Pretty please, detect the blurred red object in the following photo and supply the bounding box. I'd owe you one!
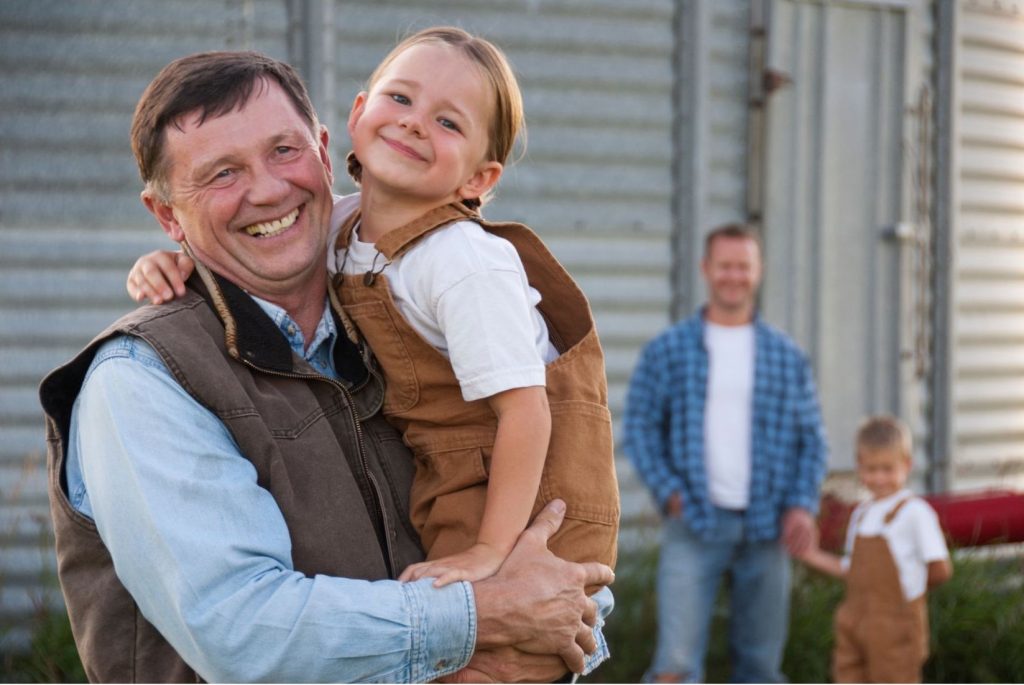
[816,490,1024,552]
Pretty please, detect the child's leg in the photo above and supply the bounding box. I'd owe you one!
[831,602,868,683]
[864,610,926,683]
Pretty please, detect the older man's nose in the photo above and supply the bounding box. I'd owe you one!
[248,165,291,205]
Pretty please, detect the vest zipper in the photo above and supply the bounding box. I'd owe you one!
[237,357,397,578]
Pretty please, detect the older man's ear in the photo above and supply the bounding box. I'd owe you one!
[141,190,186,243]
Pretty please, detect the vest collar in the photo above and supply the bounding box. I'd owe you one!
[183,243,369,386]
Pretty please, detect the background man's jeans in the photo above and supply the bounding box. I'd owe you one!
[650,508,790,683]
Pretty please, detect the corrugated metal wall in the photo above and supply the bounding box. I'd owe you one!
[949,0,1024,491]
[677,0,753,316]
[760,0,932,471]
[318,0,678,539]
[0,0,291,648]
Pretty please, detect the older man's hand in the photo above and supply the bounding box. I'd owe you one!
[472,499,614,674]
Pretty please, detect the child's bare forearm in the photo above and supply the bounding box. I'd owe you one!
[480,386,551,554]
[799,546,846,579]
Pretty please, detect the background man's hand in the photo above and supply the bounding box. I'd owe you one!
[781,507,814,557]
[472,499,614,674]
[665,491,683,519]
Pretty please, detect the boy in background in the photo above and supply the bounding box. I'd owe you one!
[799,415,952,683]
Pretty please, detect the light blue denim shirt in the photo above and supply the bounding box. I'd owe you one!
[65,294,610,682]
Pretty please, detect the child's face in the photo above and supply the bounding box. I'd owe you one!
[347,42,502,207]
[857,446,911,499]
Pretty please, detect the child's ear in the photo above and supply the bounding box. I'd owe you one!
[141,190,185,242]
[347,92,368,138]
[457,161,503,203]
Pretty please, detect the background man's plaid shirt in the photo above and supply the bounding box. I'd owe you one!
[624,311,829,542]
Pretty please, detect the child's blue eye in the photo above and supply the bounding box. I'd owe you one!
[391,94,411,105]
[439,118,460,131]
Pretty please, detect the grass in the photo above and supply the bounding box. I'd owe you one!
[585,546,1024,683]
[1,608,85,684]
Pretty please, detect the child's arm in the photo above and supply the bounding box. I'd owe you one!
[796,526,846,579]
[127,250,194,304]
[927,558,953,589]
[399,385,550,587]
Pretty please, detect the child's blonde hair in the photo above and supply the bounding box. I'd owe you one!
[856,415,912,461]
[347,26,526,209]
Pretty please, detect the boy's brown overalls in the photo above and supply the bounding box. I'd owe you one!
[332,203,620,569]
[833,497,929,683]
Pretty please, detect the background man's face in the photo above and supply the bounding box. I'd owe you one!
[701,236,763,315]
[144,80,334,301]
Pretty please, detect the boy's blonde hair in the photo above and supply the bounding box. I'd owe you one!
[347,26,526,209]
[856,415,912,461]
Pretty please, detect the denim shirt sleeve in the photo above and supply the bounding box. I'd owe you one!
[67,335,474,683]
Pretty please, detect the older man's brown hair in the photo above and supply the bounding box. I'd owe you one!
[130,51,318,200]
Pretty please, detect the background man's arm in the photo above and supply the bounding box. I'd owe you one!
[782,353,829,556]
[624,338,683,511]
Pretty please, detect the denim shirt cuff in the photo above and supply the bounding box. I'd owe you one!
[580,586,614,676]
[404,579,475,682]
[580,621,611,676]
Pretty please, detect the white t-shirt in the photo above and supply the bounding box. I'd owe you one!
[703,321,755,510]
[841,488,950,601]
[327,194,558,402]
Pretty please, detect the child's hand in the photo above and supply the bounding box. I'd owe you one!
[127,250,194,304]
[398,543,507,587]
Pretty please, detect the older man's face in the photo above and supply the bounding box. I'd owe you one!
[144,79,334,303]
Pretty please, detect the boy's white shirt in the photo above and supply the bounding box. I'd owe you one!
[841,487,950,602]
[327,193,558,402]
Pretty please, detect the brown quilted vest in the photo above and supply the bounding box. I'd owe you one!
[40,268,424,682]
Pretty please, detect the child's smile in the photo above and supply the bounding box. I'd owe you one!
[857,446,911,499]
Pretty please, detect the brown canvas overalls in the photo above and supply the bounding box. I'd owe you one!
[832,497,929,683]
[332,202,620,569]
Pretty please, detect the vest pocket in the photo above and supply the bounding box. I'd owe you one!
[340,300,420,414]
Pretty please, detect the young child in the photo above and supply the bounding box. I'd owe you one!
[799,415,952,683]
[126,27,619,588]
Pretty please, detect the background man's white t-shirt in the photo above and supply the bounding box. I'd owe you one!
[703,321,755,510]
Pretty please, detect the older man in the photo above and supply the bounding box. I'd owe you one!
[625,223,828,683]
[40,51,612,683]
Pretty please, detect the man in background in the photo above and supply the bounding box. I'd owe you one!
[625,223,828,683]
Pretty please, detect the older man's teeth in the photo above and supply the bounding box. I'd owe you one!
[245,207,300,237]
